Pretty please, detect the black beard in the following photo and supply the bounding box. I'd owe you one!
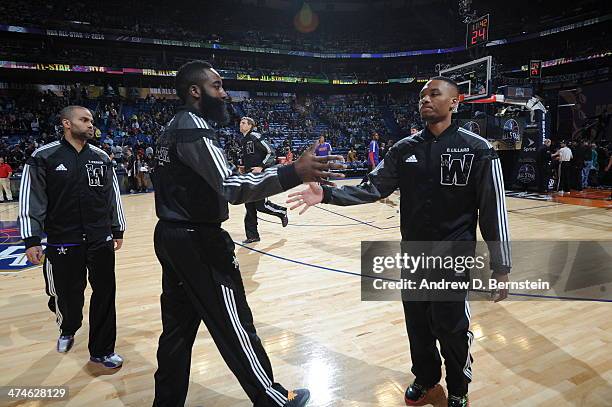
[200,92,229,125]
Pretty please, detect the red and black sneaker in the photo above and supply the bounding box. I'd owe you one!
[404,381,447,406]
[447,394,469,407]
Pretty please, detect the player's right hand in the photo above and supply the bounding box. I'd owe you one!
[293,143,345,182]
[25,246,44,265]
[287,182,324,214]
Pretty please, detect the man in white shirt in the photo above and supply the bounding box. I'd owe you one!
[552,141,573,193]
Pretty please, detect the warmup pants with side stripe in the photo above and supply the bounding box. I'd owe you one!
[42,238,117,357]
[152,221,289,407]
[244,199,287,240]
[402,300,473,397]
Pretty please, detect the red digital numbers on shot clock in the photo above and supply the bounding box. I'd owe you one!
[466,14,490,48]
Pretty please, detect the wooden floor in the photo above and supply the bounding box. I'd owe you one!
[1,179,611,407]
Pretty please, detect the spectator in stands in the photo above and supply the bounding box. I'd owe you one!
[124,148,136,193]
[368,132,380,170]
[347,147,357,163]
[285,147,294,163]
[31,117,40,133]
[112,144,123,161]
[0,157,13,201]
[581,140,593,188]
[380,141,388,160]
[134,152,148,193]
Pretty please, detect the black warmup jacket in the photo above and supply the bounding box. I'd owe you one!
[19,139,126,249]
[241,131,276,171]
[322,123,512,273]
[152,107,301,224]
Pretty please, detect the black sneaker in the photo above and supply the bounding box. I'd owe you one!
[448,394,469,407]
[405,381,446,406]
[284,389,310,406]
[280,213,289,227]
[242,237,261,244]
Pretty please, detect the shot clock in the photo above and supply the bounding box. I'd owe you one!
[466,14,490,48]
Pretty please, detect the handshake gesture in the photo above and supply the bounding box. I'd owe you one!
[292,143,345,184]
[288,142,344,214]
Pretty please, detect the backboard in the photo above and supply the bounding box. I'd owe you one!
[439,56,492,101]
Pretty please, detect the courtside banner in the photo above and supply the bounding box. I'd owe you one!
[361,241,612,302]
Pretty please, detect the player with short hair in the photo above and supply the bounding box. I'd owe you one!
[151,60,344,407]
[288,76,512,407]
[19,105,126,367]
[239,116,289,244]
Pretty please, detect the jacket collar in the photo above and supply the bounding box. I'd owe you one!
[178,105,207,120]
[60,137,90,154]
[422,122,458,141]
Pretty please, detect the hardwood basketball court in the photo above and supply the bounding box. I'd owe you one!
[1,180,611,406]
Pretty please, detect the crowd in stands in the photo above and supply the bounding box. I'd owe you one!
[0,91,418,176]
[0,0,604,54]
[1,90,610,191]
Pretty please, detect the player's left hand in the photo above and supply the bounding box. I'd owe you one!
[251,167,263,174]
[490,271,509,302]
[114,239,123,251]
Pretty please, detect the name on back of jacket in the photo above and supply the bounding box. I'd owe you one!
[88,160,104,164]
[446,148,470,153]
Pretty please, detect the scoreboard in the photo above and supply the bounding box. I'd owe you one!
[466,14,490,48]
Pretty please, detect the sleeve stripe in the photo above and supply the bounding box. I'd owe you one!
[458,128,493,148]
[201,137,279,184]
[188,114,232,178]
[112,168,126,231]
[31,141,60,157]
[261,139,273,164]
[493,159,510,265]
[188,115,281,189]
[491,158,511,266]
[202,137,232,178]
[206,138,233,177]
[189,112,210,129]
[19,164,32,238]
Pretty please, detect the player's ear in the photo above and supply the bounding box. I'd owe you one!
[189,84,201,99]
[450,96,459,113]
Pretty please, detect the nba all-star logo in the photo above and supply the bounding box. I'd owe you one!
[86,164,107,187]
[502,119,521,146]
[517,163,536,184]
[462,121,481,136]
[0,221,46,273]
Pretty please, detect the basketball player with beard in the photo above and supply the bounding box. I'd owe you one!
[151,61,344,407]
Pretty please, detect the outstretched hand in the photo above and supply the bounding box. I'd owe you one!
[286,182,324,214]
[293,143,346,183]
